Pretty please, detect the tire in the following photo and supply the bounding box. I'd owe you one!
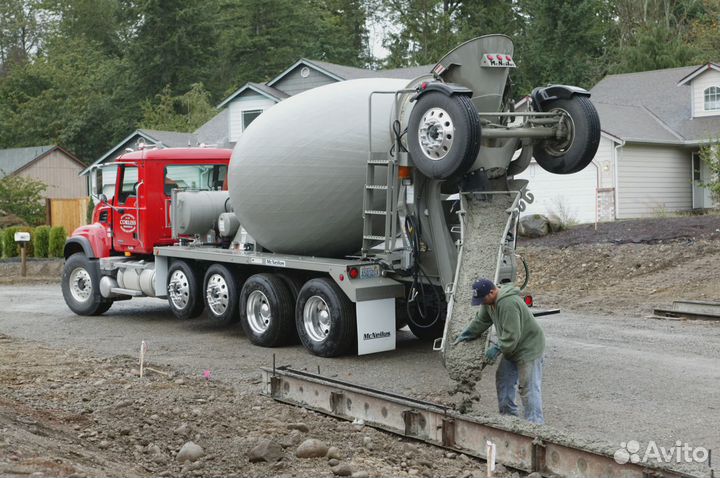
[240,273,295,347]
[296,278,356,357]
[276,273,305,344]
[401,289,447,341]
[203,264,240,326]
[167,260,204,320]
[407,91,481,179]
[534,96,601,175]
[62,253,112,316]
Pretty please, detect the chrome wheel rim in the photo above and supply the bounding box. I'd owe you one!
[418,107,454,161]
[246,290,271,334]
[303,296,331,343]
[205,273,229,316]
[69,267,92,303]
[168,270,190,310]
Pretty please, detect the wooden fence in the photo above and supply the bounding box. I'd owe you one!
[46,197,90,233]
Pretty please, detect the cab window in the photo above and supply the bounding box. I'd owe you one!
[118,166,138,205]
[164,164,228,196]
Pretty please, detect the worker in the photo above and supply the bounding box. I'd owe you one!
[453,278,545,424]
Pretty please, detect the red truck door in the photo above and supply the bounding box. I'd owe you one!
[112,165,141,252]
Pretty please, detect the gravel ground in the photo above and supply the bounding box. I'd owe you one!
[0,283,718,477]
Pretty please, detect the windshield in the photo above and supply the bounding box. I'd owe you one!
[164,164,227,195]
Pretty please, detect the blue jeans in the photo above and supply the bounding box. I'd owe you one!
[495,355,544,424]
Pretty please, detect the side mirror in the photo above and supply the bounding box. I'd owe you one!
[99,193,108,204]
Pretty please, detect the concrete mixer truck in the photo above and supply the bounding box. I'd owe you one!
[62,35,600,359]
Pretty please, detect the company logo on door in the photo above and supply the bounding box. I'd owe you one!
[119,214,136,233]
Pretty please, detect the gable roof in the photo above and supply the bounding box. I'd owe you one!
[0,145,84,178]
[590,65,720,145]
[194,108,231,148]
[217,82,289,109]
[80,129,197,175]
[676,63,720,86]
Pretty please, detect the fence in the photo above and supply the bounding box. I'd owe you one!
[46,197,90,233]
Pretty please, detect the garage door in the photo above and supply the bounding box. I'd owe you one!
[515,161,597,224]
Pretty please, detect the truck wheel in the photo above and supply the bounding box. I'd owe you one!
[534,96,600,174]
[62,253,112,316]
[401,291,447,341]
[167,260,204,320]
[407,91,481,179]
[203,264,240,326]
[296,278,356,357]
[240,273,295,347]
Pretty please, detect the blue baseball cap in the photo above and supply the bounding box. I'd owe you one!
[471,279,495,306]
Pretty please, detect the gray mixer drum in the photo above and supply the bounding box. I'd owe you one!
[229,78,411,257]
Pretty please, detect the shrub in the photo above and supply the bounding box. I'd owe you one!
[2,227,19,257]
[0,175,47,225]
[34,225,51,258]
[16,226,34,257]
[48,226,67,258]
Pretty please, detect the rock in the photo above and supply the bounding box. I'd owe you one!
[326,446,342,460]
[331,463,353,476]
[351,472,369,478]
[176,442,204,463]
[174,423,190,436]
[296,438,329,458]
[519,214,549,238]
[98,440,110,450]
[494,463,507,473]
[248,439,284,463]
[527,473,542,478]
[546,213,563,233]
[408,468,419,476]
[445,452,457,459]
[174,379,185,385]
[286,422,309,433]
[362,436,373,450]
[328,458,340,467]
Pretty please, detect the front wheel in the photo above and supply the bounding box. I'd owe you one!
[534,96,600,174]
[62,253,112,315]
[296,278,356,357]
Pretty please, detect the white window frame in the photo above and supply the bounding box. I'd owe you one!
[242,109,263,131]
[703,86,720,111]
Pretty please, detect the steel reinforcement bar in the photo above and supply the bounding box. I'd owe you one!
[261,366,701,478]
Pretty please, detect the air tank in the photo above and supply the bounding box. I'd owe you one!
[229,78,413,257]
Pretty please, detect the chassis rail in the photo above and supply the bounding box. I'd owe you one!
[261,366,701,478]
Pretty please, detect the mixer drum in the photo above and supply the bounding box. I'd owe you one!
[229,78,411,257]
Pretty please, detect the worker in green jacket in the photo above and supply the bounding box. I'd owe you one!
[454,278,545,424]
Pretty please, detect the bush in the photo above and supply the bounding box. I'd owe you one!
[34,225,51,258]
[48,226,67,258]
[0,175,47,226]
[2,227,19,257]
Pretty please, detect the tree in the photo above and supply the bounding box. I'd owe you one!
[0,174,47,226]
[140,83,216,132]
[698,143,720,205]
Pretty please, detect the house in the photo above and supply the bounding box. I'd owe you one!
[0,145,87,199]
[85,59,431,197]
[518,64,720,224]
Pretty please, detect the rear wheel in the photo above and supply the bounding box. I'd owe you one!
[399,288,447,341]
[203,264,240,326]
[240,274,295,347]
[296,278,356,357]
[534,96,600,174]
[407,91,481,179]
[62,253,112,316]
[167,260,204,319]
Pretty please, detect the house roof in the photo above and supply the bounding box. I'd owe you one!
[80,129,198,175]
[302,59,433,81]
[676,63,720,86]
[590,65,720,145]
[217,82,289,109]
[194,108,231,148]
[0,145,84,178]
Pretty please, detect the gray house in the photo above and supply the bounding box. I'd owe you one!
[1,145,87,199]
[85,59,431,197]
[519,64,720,224]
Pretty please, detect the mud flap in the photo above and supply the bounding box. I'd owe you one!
[356,298,396,355]
[440,190,522,384]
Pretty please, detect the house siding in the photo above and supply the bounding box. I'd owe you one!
[617,145,692,218]
[691,69,720,118]
[272,65,336,96]
[228,93,276,142]
[16,150,87,199]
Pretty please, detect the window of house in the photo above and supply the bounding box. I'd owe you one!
[242,110,262,130]
[704,86,720,111]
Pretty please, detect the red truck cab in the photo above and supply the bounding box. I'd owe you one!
[66,148,232,260]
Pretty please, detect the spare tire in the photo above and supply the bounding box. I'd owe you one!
[534,96,600,175]
[407,91,481,179]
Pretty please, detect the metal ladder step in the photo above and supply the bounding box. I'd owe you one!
[364,210,387,215]
[365,185,388,190]
[363,235,385,241]
[368,159,390,165]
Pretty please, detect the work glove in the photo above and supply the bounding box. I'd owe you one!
[452,328,476,345]
[484,344,502,362]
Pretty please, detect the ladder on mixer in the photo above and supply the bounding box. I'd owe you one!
[361,152,398,257]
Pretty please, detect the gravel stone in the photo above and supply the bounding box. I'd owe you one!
[248,439,283,463]
[331,463,353,476]
[176,441,204,463]
[296,438,329,458]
